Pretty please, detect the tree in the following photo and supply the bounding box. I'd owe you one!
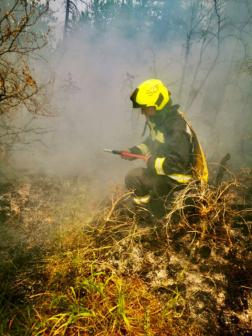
[0,0,55,169]
[0,0,53,116]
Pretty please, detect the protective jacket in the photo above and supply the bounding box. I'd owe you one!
[129,104,208,185]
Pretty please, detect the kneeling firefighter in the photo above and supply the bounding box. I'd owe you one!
[121,79,208,221]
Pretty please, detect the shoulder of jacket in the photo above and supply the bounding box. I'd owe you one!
[165,110,186,128]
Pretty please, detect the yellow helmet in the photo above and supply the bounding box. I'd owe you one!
[130,79,169,111]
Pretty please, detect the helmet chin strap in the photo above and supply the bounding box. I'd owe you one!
[141,121,148,137]
[141,100,173,137]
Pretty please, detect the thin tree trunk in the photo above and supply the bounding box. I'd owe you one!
[63,0,70,43]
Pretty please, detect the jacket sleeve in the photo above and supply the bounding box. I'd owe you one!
[147,127,191,176]
[128,134,152,156]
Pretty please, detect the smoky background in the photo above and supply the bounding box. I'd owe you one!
[6,0,252,191]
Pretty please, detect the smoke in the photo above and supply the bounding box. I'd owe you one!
[9,33,154,188]
[8,1,252,189]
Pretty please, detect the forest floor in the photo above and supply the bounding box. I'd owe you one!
[0,169,252,335]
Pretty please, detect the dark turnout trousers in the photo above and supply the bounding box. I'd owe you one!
[125,167,186,208]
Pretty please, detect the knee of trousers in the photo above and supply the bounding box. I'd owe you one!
[125,168,145,191]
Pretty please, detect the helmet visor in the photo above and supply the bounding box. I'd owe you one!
[130,88,147,109]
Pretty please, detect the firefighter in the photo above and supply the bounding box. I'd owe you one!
[121,79,208,221]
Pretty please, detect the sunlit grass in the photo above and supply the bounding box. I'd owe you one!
[0,239,200,335]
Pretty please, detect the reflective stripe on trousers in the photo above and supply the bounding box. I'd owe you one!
[133,194,151,204]
[168,174,193,183]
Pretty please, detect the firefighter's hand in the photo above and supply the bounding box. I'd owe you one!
[143,155,151,166]
[120,149,134,161]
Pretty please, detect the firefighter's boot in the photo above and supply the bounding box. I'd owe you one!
[135,202,155,224]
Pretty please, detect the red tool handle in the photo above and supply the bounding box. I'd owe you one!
[121,151,146,159]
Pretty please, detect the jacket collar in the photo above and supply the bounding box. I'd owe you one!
[149,104,180,126]
[141,104,180,137]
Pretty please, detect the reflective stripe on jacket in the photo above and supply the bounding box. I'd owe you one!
[129,104,208,185]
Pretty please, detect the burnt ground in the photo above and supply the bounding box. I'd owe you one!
[0,172,252,335]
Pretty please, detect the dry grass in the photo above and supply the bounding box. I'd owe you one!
[0,181,204,336]
[163,176,250,260]
[1,175,251,335]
